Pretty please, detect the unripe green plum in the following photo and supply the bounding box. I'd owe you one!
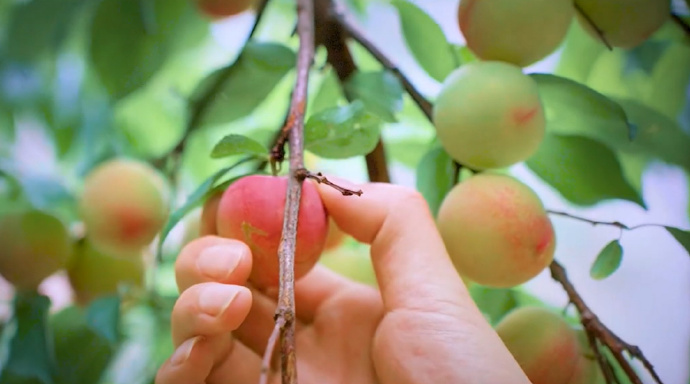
[575,0,670,49]
[496,307,603,384]
[0,210,72,291]
[67,240,145,305]
[433,62,546,170]
[195,0,254,19]
[216,175,329,288]
[458,0,574,67]
[79,159,169,257]
[437,173,555,287]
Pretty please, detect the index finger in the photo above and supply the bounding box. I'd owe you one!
[316,181,472,314]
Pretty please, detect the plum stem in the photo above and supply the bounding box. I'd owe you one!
[549,261,664,384]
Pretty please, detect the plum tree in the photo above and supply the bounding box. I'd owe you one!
[436,173,555,287]
[216,175,329,288]
[432,61,546,170]
[200,190,223,236]
[67,240,145,305]
[79,159,169,257]
[0,210,72,290]
[496,307,603,384]
[458,0,574,67]
[575,0,670,49]
[195,0,254,19]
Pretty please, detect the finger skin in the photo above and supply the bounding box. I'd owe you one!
[171,282,253,345]
[155,336,213,384]
[175,236,253,293]
[317,181,470,313]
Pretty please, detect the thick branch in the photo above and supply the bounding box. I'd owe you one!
[263,0,315,383]
[332,9,433,120]
[317,0,390,182]
[549,261,663,384]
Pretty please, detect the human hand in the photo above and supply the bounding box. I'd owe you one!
[155,182,530,384]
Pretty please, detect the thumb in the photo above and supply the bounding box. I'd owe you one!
[316,180,472,313]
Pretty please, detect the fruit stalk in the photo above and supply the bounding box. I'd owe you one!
[262,0,315,382]
[549,260,663,384]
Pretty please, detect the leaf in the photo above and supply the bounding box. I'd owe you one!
[85,296,121,345]
[416,146,456,216]
[156,159,260,258]
[89,0,194,99]
[3,0,84,62]
[590,240,624,280]
[304,101,382,159]
[0,293,55,384]
[391,0,457,82]
[666,227,690,257]
[210,134,269,159]
[531,74,636,141]
[193,42,296,128]
[469,286,545,325]
[644,42,690,119]
[51,306,114,384]
[309,69,345,116]
[343,70,403,122]
[526,134,645,207]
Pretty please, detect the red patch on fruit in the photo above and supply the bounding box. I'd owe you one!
[512,106,538,126]
[117,208,152,242]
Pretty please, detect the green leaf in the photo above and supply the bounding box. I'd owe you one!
[526,134,644,207]
[416,146,455,216]
[304,101,382,159]
[17,173,76,217]
[531,74,635,141]
[343,70,403,122]
[644,42,690,119]
[210,134,269,159]
[309,69,345,116]
[51,306,114,384]
[3,0,84,62]
[469,286,545,325]
[666,227,690,257]
[391,0,457,82]
[0,293,55,384]
[89,0,195,99]
[85,296,121,345]
[590,240,624,280]
[193,42,296,128]
[157,158,260,258]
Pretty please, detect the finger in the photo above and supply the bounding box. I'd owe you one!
[171,282,252,345]
[317,181,472,314]
[175,236,252,292]
[232,285,283,356]
[263,264,354,323]
[156,336,263,384]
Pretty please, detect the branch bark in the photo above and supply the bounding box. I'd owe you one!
[261,0,315,383]
[549,260,664,384]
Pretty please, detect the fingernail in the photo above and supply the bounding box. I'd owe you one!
[199,285,240,317]
[171,337,200,366]
[197,244,242,281]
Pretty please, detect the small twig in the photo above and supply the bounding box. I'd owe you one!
[672,14,690,36]
[259,317,284,384]
[452,161,462,183]
[585,328,617,384]
[574,3,613,50]
[269,0,315,383]
[549,261,664,384]
[332,9,433,120]
[547,210,669,232]
[298,169,363,196]
[364,139,391,183]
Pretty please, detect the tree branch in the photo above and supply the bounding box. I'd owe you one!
[549,260,664,384]
[261,0,315,383]
[547,210,668,232]
[332,8,433,120]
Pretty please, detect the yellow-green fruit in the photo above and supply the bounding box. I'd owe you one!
[575,0,670,49]
[67,240,145,305]
[496,307,602,384]
[437,173,555,288]
[433,62,546,170]
[79,159,169,257]
[0,210,72,290]
[458,0,574,67]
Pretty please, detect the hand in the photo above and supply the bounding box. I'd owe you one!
[155,182,530,384]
